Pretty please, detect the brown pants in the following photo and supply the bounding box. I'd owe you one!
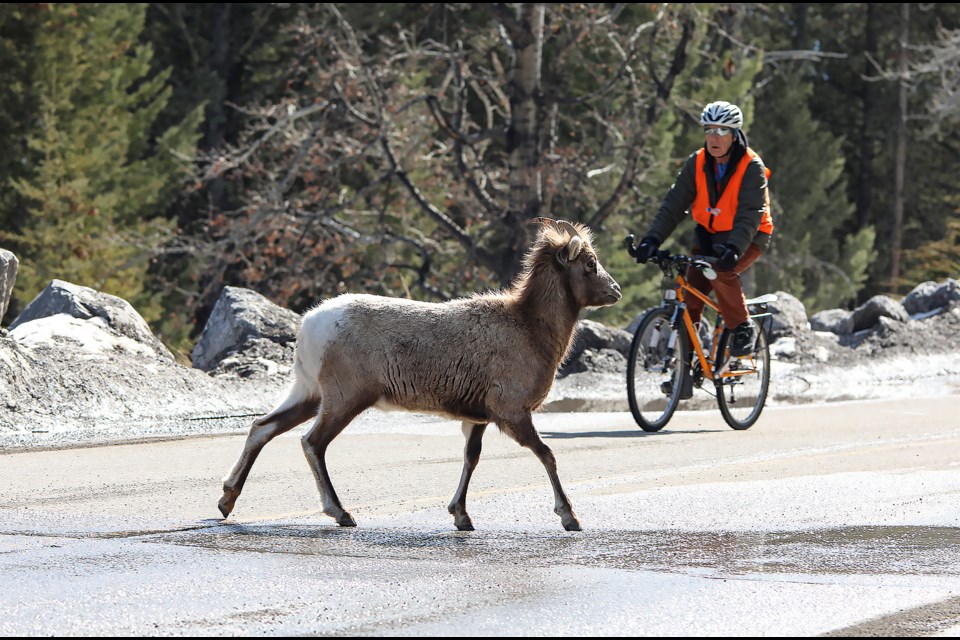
[685,243,763,329]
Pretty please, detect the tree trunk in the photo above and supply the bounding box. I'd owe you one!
[856,3,877,231]
[790,4,807,48]
[208,2,232,213]
[890,2,909,292]
[503,3,544,285]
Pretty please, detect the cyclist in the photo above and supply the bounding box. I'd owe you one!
[633,100,774,398]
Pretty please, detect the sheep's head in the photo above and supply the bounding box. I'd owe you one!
[529,218,622,309]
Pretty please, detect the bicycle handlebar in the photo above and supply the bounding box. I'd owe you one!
[624,233,719,279]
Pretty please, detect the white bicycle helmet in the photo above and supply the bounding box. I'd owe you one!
[700,101,743,129]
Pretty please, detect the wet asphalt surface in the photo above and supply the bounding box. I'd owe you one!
[2,396,960,636]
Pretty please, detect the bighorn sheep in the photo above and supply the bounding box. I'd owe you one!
[218,218,621,531]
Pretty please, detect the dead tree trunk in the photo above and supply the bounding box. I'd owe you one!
[890,2,909,292]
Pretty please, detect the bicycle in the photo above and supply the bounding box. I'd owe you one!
[623,234,776,431]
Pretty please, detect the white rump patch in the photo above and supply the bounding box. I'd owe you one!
[298,297,351,378]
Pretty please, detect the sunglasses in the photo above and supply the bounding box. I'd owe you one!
[704,127,733,137]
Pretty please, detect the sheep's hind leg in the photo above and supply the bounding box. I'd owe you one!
[219,401,319,518]
[500,413,581,532]
[448,422,487,531]
[301,401,368,527]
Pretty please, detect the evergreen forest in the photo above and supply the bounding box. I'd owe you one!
[0,3,957,360]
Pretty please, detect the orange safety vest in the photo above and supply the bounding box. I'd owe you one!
[691,147,774,234]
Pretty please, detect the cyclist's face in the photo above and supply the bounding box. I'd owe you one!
[705,127,735,160]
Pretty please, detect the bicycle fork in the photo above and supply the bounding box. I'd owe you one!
[651,304,684,373]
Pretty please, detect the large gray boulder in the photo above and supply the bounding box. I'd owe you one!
[0,248,17,325]
[9,279,172,361]
[569,318,632,359]
[192,286,301,378]
[851,295,908,332]
[559,318,632,376]
[767,291,809,340]
[810,308,854,335]
[902,279,960,316]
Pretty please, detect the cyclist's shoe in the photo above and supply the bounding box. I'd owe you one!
[730,321,758,357]
[660,369,694,400]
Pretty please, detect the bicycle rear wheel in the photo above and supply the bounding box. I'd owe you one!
[626,307,688,431]
[714,318,770,430]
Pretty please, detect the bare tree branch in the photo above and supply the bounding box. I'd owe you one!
[447,58,507,219]
[383,230,452,301]
[378,135,484,258]
[196,101,331,181]
[555,19,657,106]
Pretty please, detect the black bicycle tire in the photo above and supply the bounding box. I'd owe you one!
[626,307,687,432]
[714,318,770,430]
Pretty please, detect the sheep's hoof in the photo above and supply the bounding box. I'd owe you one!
[449,504,474,531]
[218,491,238,518]
[454,516,475,532]
[336,511,357,527]
[558,509,581,532]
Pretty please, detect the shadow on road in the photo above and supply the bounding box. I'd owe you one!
[541,428,723,439]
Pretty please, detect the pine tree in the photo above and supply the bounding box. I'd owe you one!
[3,4,202,322]
[0,6,42,242]
[751,67,873,312]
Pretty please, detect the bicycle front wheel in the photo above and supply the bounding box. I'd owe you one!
[626,307,688,432]
[714,318,770,430]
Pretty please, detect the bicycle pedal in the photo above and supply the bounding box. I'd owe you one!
[660,377,694,399]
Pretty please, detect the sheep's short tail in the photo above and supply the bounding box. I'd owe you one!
[254,354,321,427]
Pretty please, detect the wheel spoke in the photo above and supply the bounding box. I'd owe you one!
[715,318,770,430]
[627,308,686,431]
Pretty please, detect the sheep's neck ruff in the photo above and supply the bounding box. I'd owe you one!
[511,258,580,367]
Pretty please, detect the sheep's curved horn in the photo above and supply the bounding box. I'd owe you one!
[556,220,581,239]
[531,217,560,231]
[535,217,582,261]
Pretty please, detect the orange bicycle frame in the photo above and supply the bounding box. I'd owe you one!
[671,273,761,383]
[671,273,722,380]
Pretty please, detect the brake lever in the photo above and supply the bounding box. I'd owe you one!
[624,234,637,258]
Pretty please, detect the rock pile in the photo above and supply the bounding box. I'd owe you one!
[1,244,958,448]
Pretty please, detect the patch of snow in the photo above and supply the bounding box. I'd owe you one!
[9,314,154,358]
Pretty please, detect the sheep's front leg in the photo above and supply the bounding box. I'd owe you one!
[219,402,318,518]
[500,413,581,532]
[448,422,487,531]
[301,404,365,527]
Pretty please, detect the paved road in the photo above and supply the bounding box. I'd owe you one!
[2,396,960,636]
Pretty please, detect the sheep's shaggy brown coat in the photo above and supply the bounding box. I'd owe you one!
[218,219,621,531]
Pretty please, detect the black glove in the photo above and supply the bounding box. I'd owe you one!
[714,243,740,271]
[635,237,660,264]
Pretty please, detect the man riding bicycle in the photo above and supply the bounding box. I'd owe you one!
[633,100,774,397]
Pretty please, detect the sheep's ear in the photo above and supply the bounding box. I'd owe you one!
[557,236,583,266]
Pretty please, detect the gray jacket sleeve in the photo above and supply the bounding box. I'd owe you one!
[644,153,698,244]
[726,156,768,255]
